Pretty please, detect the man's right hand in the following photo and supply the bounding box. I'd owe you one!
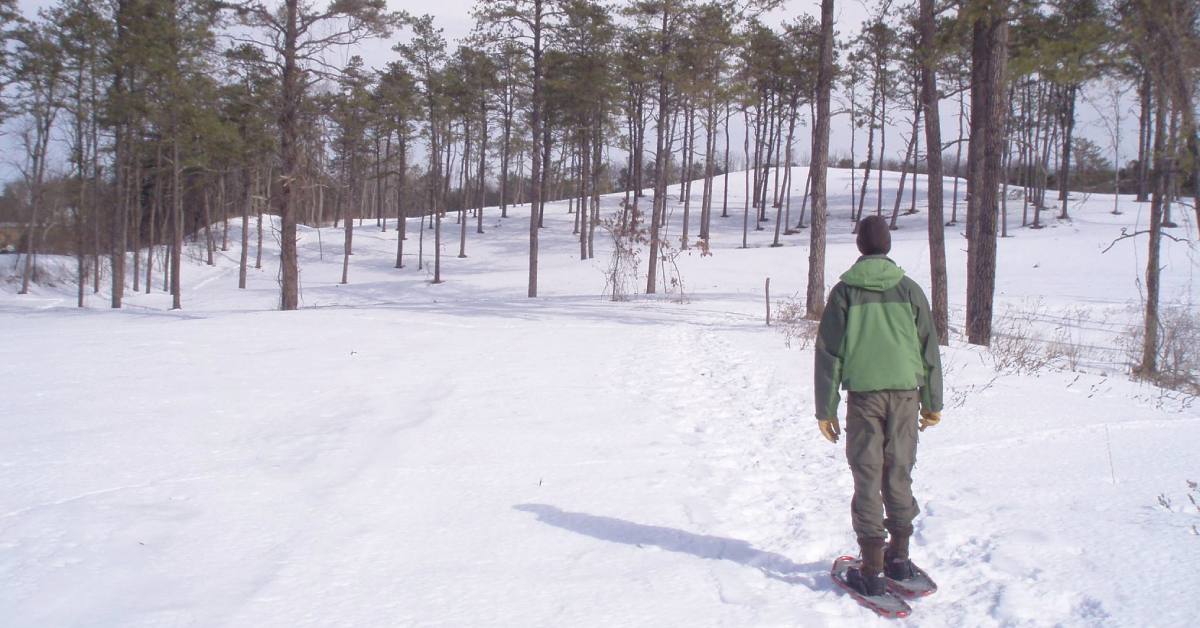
[919,409,941,431]
[818,418,841,444]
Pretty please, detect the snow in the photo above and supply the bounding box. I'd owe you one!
[2,168,1198,627]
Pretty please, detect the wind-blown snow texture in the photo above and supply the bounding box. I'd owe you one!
[2,169,1198,627]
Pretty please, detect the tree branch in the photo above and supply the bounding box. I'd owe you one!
[1101,227,1190,254]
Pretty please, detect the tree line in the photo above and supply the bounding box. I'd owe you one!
[1,0,1196,379]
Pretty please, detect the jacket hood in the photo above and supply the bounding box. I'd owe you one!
[840,255,905,291]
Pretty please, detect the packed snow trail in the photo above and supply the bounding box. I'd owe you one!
[2,168,1198,626]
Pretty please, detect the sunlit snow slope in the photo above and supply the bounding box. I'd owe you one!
[2,168,1198,627]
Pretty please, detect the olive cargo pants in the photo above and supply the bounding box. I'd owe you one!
[845,389,920,540]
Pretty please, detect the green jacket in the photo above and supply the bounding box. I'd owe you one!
[814,255,943,420]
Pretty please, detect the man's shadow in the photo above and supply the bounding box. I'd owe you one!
[514,504,827,591]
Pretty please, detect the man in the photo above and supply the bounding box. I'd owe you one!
[814,215,943,597]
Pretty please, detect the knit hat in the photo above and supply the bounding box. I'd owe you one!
[856,215,891,256]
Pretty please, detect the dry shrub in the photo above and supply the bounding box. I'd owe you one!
[600,211,645,302]
[1155,480,1200,537]
[1046,305,1092,371]
[1123,303,1200,395]
[3,253,76,288]
[989,299,1099,375]
[989,300,1055,374]
[656,241,688,303]
[773,295,818,349]
[600,207,689,303]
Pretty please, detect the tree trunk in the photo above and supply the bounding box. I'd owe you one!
[700,105,716,240]
[773,97,798,247]
[110,7,129,308]
[1141,86,1168,376]
[1136,68,1151,202]
[795,167,812,229]
[721,103,730,219]
[418,181,426,270]
[646,6,671,295]
[500,114,511,218]
[680,103,694,250]
[20,119,53,295]
[130,149,140,293]
[876,77,887,217]
[759,94,777,225]
[856,76,878,228]
[477,104,488,235]
[1058,84,1077,219]
[919,0,949,344]
[239,167,252,288]
[341,163,354,284]
[112,133,129,307]
[539,118,551,228]
[396,132,408,268]
[146,144,162,293]
[170,138,182,310]
[965,4,1009,346]
[256,166,266,270]
[751,96,764,217]
[75,198,85,308]
[889,106,920,230]
[376,136,386,231]
[580,136,590,260]
[806,0,833,321]
[589,114,601,258]
[278,0,301,309]
[204,188,214,266]
[950,83,965,225]
[459,119,471,258]
[742,107,751,248]
[221,174,229,250]
[433,115,444,283]
[771,95,784,209]
[848,83,858,222]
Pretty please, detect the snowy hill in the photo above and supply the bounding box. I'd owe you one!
[2,169,1198,627]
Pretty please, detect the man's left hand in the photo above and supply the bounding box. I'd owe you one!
[919,410,941,431]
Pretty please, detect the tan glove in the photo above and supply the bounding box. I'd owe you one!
[818,418,841,443]
[919,409,941,432]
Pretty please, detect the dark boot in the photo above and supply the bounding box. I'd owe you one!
[885,522,914,581]
[847,537,887,596]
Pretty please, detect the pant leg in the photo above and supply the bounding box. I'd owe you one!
[845,391,887,540]
[881,390,920,533]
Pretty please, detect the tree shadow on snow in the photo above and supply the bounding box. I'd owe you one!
[514,503,826,591]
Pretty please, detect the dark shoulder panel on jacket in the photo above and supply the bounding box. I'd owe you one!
[898,276,926,299]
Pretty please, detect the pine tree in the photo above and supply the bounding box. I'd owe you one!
[396,14,448,283]
[375,62,418,268]
[475,0,564,298]
[227,0,398,310]
[12,16,66,296]
[221,44,276,289]
[328,56,374,285]
[48,0,107,307]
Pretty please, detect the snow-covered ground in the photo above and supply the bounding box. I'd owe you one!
[2,169,1198,627]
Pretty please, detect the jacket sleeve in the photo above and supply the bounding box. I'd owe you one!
[909,280,943,412]
[814,284,848,420]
